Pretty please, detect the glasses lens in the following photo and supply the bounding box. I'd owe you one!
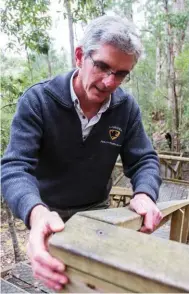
[90,55,130,82]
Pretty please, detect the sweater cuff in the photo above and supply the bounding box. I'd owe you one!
[133,184,157,203]
[17,193,48,229]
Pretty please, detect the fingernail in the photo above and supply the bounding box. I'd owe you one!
[58,265,64,271]
[60,278,66,284]
[55,285,61,290]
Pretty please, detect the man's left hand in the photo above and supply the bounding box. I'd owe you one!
[129,193,163,233]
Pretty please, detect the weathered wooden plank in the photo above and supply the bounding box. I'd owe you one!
[79,206,142,230]
[158,200,189,217]
[1,278,28,293]
[110,186,133,196]
[11,262,50,293]
[158,155,189,162]
[163,178,189,185]
[158,151,181,156]
[78,200,189,232]
[115,156,189,168]
[113,172,124,186]
[160,158,177,174]
[0,265,13,278]
[61,267,129,293]
[170,209,185,242]
[115,162,122,167]
[7,277,43,293]
[49,214,189,293]
[182,205,189,243]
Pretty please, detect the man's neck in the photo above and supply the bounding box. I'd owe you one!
[80,101,101,120]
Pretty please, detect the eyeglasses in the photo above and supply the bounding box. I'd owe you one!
[89,54,130,83]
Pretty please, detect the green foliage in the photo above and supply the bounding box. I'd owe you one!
[1,0,51,54]
[1,0,189,154]
[71,0,112,23]
[167,12,189,30]
[175,47,189,72]
[1,48,69,156]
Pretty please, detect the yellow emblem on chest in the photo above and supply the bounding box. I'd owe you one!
[109,129,120,140]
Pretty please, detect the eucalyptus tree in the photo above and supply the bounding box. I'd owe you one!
[130,0,189,150]
[1,0,52,80]
[61,0,112,68]
[162,0,189,150]
[63,0,75,68]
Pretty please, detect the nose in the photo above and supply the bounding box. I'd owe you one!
[102,74,118,88]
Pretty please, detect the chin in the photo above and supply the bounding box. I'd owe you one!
[91,94,108,103]
[89,90,109,102]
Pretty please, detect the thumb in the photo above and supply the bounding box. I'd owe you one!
[48,211,65,232]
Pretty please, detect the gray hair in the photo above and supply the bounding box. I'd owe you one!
[78,15,142,62]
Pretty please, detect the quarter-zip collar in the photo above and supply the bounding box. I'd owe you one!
[44,70,128,109]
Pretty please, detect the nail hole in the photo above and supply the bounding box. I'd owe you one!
[86,283,96,290]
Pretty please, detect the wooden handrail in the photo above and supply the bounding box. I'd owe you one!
[110,186,133,196]
[163,178,189,185]
[115,155,189,169]
[49,206,189,293]
[78,200,189,243]
[159,154,189,162]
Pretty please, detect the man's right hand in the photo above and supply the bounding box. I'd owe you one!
[27,205,68,291]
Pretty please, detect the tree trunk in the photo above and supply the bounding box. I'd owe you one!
[156,36,162,88]
[46,52,52,78]
[26,47,34,83]
[164,0,172,109]
[64,0,75,68]
[5,203,22,263]
[164,0,181,151]
[97,0,106,15]
[123,0,133,20]
[172,0,187,151]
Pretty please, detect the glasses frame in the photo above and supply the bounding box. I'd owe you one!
[89,54,130,83]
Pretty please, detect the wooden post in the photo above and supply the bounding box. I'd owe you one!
[170,209,184,242]
[181,205,189,243]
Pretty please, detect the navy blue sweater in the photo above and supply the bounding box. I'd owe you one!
[1,70,161,226]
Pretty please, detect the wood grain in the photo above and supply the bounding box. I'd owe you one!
[170,209,184,242]
[49,214,189,293]
[78,200,189,232]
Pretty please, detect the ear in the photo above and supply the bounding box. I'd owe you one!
[75,47,83,68]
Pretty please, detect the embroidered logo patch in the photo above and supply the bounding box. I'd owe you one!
[109,129,120,140]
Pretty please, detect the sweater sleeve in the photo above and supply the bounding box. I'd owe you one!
[1,88,48,227]
[120,100,162,202]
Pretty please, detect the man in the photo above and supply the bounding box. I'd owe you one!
[1,15,162,291]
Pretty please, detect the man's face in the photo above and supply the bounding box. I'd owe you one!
[75,44,136,104]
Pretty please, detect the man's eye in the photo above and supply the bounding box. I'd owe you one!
[116,71,129,78]
[94,62,109,72]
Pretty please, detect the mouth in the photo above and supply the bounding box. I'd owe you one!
[94,85,109,94]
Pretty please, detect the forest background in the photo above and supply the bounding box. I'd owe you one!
[1,0,189,155]
[0,0,189,270]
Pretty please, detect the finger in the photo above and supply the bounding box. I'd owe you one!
[129,199,147,215]
[140,211,154,233]
[48,212,65,232]
[140,225,152,233]
[34,273,64,291]
[33,261,68,284]
[34,250,65,272]
[154,211,163,226]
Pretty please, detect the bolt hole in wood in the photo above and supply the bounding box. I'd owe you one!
[96,229,104,236]
[86,283,96,290]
